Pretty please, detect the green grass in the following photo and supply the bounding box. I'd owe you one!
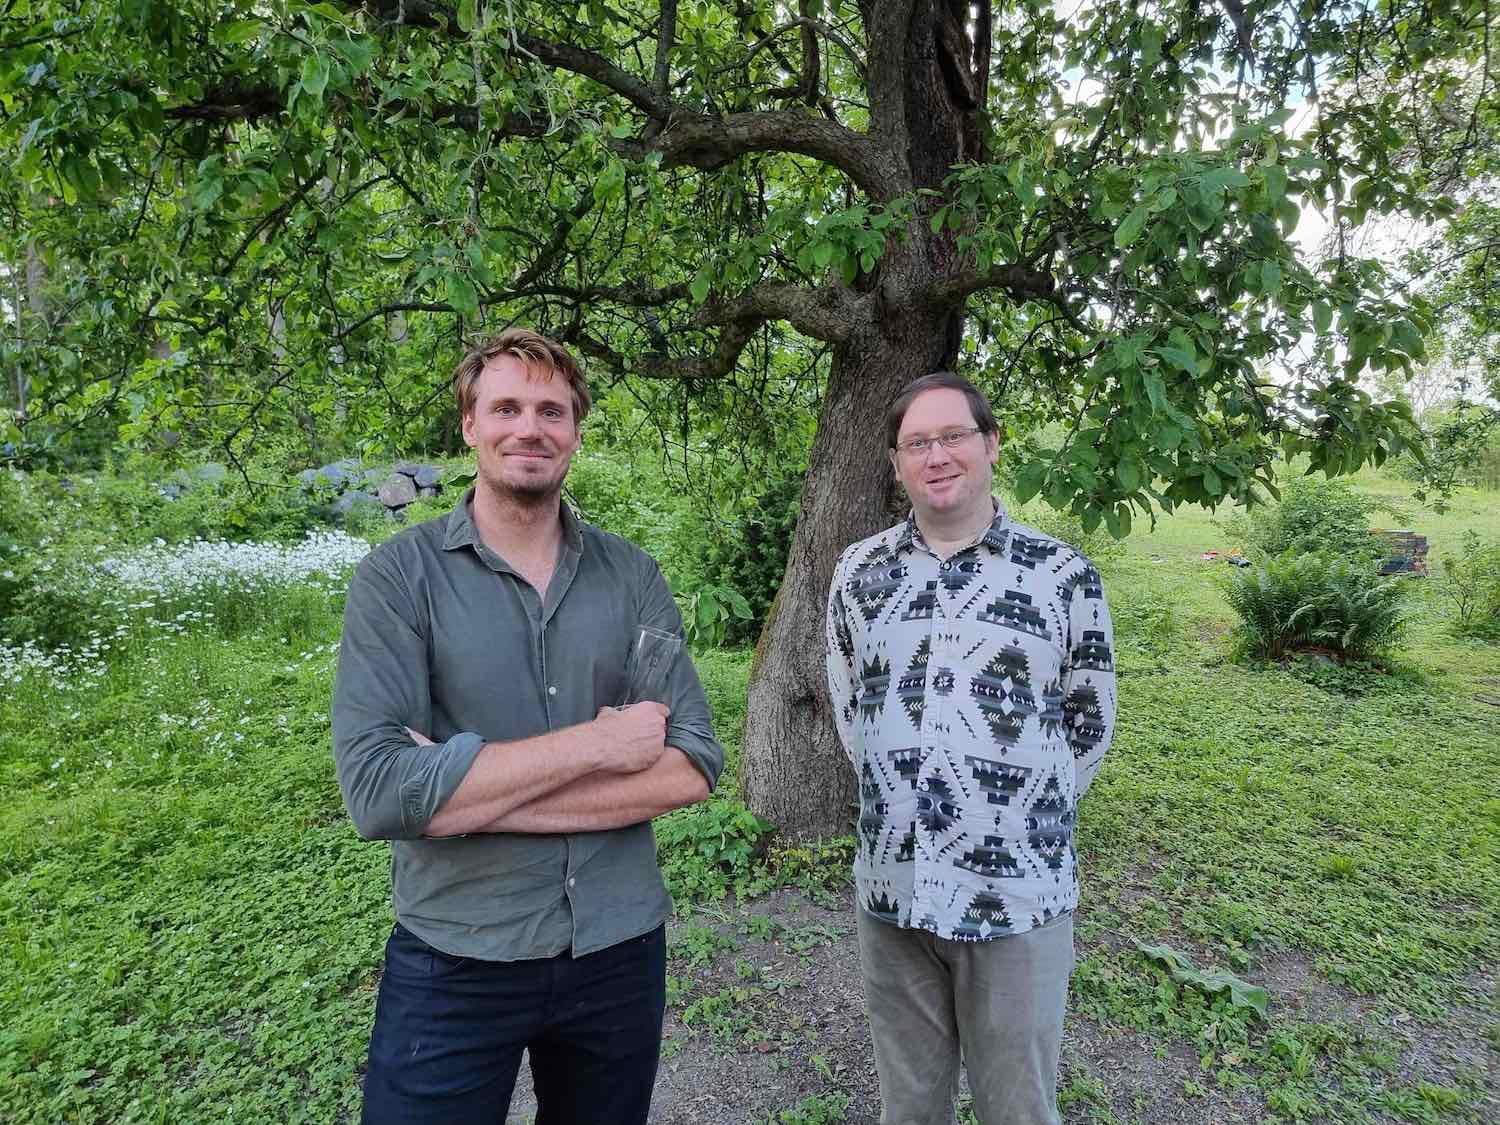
[2,470,1497,1122]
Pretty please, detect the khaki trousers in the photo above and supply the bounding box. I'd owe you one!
[856,910,1073,1125]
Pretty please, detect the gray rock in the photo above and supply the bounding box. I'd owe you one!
[193,462,227,483]
[361,467,387,488]
[330,489,381,518]
[296,468,319,490]
[394,461,422,478]
[417,485,440,499]
[378,473,418,508]
[413,465,442,488]
[317,458,362,490]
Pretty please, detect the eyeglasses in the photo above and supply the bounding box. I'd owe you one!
[893,427,983,457]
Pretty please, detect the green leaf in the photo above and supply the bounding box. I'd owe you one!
[1158,344,1197,375]
[1262,164,1287,203]
[1136,942,1269,1018]
[1116,459,1141,491]
[1143,370,1168,412]
[1114,204,1150,250]
[457,0,478,32]
[592,161,625,205]
[445,271,479,316]
[688,271,710,304]
[300,53,330,100]
[1261,260,1282,297]
[214,19,263,45]
[1013,462,1047,505]
[1312,301,1332,334]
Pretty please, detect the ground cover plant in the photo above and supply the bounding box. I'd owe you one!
[0,463,1496,1123]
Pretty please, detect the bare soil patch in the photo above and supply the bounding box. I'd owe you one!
[496,887,1497,1124]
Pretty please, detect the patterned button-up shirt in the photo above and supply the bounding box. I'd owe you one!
[825,501,1116,941]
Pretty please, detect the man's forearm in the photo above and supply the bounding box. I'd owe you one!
[422,723,602,836]
[422,702,672,837]
[481,749,710,834]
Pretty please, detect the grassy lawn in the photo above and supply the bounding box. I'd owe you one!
[1,472,1496,1122]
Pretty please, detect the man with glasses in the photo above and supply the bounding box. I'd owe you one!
[825,371,1116,1125]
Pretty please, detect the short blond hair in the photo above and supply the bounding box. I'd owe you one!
[452,327,592,424]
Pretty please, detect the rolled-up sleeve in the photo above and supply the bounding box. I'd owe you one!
[635,557,724,791]
[332,552,487,839]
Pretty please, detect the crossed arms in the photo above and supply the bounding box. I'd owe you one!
[331,548,719,842]
[411,704,709,837]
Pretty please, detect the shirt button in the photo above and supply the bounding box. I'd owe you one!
[548,685,557,696]
[568,877,576,887]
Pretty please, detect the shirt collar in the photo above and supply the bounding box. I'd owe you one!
[441,487,585,556]
[894,496,1010,555]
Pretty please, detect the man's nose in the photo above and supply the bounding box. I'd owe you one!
[924,441,953,467]
[514,409,544,437]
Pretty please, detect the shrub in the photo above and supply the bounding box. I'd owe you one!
[697,463,804,646]
[1229,477,1400,563]
[1225,552,1413,661]
[1438,532,1500,638]
[656,796,772,902]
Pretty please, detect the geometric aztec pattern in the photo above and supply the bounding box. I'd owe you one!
[826,502,1116,942]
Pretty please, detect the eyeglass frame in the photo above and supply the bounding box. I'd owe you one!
[891,425,985,458]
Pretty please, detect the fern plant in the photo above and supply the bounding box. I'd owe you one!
[1225,552,1411,661]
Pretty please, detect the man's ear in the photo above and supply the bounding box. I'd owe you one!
[461,412,477,448]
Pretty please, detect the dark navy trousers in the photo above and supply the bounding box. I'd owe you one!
[360,922,667,1125]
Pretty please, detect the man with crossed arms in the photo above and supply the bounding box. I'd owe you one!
[334,327,722,1124]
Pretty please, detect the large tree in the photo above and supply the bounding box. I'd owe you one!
[1,0,1484,835]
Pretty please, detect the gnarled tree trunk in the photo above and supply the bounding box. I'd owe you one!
[741,0,981,840]
[741,315,960,839]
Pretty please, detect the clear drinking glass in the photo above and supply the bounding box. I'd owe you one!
[622,624,682,705]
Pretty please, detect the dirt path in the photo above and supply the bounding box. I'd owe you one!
[502,887,1497,1124]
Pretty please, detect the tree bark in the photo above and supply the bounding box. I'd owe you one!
[741,311,959,839]
[741,0,977,840]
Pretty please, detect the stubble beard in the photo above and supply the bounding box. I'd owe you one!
[477,459,564,512]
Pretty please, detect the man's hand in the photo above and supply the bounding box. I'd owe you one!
[592,702,670,772]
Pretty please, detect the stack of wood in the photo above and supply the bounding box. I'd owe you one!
[1372,529,1429,576]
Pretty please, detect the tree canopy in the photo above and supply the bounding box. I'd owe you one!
[2,0,1491,834]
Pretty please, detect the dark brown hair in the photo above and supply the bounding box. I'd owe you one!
[885,371,999,449]
[452,327,592,424]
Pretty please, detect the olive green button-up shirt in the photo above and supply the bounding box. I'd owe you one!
[332,491,723,960]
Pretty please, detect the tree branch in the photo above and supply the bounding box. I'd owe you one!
[797,0,822,106]
[653,0,677,95]
[514,34,669,117]
[627,111,903,200]
[694,281,866,345]
[579,319,761,381]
